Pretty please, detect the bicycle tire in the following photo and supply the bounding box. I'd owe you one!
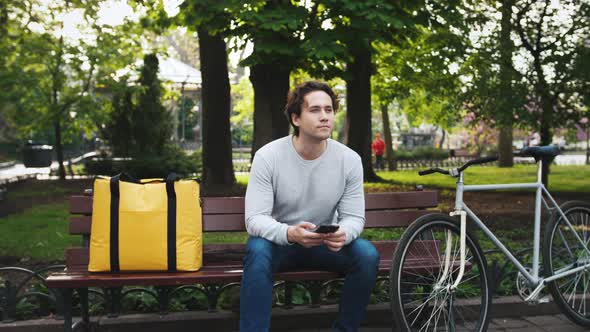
[390,213,491,332]
[543,200,590,327]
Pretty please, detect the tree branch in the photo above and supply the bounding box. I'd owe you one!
[514,0,536,54]
[535,0,550,53]
[540,21,583,53]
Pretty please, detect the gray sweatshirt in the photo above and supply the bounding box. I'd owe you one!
[245,135,365,245]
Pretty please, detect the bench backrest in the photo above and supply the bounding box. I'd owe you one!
[66,191,438,271]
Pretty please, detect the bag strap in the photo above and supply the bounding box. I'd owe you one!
[109,176,121,273]
[166,173,180,272]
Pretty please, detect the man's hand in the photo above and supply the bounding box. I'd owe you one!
[287,222,324,247]
[322,229,346,252]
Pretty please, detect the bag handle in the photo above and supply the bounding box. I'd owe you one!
[112,172,139,183]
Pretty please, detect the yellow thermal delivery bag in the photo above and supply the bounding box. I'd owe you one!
[88,174,202,272]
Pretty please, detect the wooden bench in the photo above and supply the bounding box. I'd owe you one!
[46,191,438,331]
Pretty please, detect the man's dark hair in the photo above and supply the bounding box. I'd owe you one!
[284,81,339,136]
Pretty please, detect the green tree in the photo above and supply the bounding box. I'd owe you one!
[512,0,589,186]
[136,54,173,154]
[371,7,467,169]
[178,0,235,186]
[1,0,141,179]
[237,1,308,157]
[305,0,465,181]
[231,76,254,147]
[102,54,174,157]
[497,0,516,167]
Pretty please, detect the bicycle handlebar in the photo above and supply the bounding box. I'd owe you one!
[458,155,499,172]
[418,168,449,176]
[418,155,498,177]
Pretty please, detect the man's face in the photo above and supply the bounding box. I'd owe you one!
[292,90,334,142]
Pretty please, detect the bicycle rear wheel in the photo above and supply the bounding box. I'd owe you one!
[544,201,590,327]
[390,214,491,332]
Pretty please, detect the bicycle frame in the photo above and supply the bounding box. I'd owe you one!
[449,160,590,295]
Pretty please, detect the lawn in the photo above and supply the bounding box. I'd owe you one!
[0,202,250,262]
[2,164,589,262]
[378,164,590,193]
[0,202,78,261]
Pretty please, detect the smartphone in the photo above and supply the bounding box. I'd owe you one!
[313,224,340,234]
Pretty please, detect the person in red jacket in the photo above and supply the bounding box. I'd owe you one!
[371,132,386,170]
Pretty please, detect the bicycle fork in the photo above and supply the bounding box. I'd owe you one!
[434,210,468,292]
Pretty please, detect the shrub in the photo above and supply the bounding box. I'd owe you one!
[84,146,202,179]
[394,147,449,160]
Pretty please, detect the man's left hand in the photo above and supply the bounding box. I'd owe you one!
[322,229,346,252]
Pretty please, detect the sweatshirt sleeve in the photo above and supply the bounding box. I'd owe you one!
[244,153,291,245]
[337,155,365,244]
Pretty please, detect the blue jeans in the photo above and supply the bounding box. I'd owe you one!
[239,237,379,332]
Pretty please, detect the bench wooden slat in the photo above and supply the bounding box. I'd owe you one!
[70,216,91,235]
[365,210,430,228]
[70,215,250,233]
[70,196,93,215]
[364,191,438,210]
[201,197,245,214]
[49,258,464,288]
[63,240,441,274]
[69,209,432,235]
[70,192,439,216]
[52,244,449,289]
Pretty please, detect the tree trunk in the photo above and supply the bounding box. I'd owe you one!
[250,63,290,159]
[380,104,395,171]
[540,101,553,187]
[498,126,513,166]
[346,46,378,181]
[54,121,66,180]
[198,26,235,186]
[497,0,514,167]
[340,114,349,145]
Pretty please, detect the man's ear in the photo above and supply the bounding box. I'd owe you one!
[291,113,300,127]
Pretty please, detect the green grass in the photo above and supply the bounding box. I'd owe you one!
[0,202,79,261]
[0,202,250,261]
[3,164,589,263]
[7,183,69,200]
[377,164,590,193]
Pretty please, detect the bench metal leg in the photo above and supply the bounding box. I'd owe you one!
[1,279,17,323]
[103,287,122,318]
[308,281,322,308]
[78,288,89,325]
[203,284,220,312]
[284,281,293,309]
[156,286,172,315]
[58,288,73,332]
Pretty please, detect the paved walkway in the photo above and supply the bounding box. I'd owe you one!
[277,314,588,332]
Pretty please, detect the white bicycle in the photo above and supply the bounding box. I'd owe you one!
[390,145,590,331]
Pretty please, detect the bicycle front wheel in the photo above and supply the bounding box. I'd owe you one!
[544,201,590,327]
[390,214,491,332]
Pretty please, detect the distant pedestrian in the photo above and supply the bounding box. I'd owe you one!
[372,132,385,170]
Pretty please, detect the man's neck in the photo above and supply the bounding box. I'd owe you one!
[292,135,327,160]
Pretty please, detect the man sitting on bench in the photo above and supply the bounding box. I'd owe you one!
[240,81,379,332]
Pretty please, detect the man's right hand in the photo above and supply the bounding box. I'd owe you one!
[287,222,324,247]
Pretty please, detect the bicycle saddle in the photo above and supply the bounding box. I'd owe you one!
[516,145,561,161]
